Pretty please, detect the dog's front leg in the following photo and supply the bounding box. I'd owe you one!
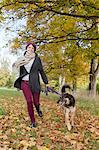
[70,106,76,128]
[65,108,71,131]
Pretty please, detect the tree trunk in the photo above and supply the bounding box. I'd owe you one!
[59,75,65,93]
[89,59,99,97]
[89,76,96,97]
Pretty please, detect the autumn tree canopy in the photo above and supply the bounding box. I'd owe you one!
[0,0,99,92]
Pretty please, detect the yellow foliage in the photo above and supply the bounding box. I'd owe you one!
[75,0,81,3]
[0,69,10,86]
[37,146,50,150]
[10,38,20,50]
[30,4,37,9]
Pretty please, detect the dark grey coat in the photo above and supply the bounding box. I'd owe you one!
[14,54,48,93]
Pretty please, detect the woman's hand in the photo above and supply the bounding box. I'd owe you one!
[45,84,49,95]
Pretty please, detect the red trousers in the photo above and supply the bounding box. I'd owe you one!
[21,80,40,123]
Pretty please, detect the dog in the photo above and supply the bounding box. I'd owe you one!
[57,84,76,131]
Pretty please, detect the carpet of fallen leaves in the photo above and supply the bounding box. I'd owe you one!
[0,96,99,150]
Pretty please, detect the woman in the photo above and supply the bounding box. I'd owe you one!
[12,42,48,128]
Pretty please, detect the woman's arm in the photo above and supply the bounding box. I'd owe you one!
[38,57,48,84]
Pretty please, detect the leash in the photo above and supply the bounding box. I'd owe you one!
[41,86,62,96]
[41,85,73,96]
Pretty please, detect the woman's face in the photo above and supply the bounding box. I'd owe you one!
[26,44,35,54]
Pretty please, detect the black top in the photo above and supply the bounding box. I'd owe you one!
[14,54,48,93]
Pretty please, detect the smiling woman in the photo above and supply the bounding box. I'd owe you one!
[12,42,48,128]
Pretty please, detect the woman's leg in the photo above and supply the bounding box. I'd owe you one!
[32,92,43,117]
[32,92,40,106]
[21,81,35,123]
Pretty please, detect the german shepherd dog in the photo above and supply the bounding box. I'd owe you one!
[57,85,76,131]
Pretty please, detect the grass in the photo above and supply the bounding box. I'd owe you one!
[0,87,99,116]
[77,98,99,116]
[0,106,5,115]
[0,87,22,99]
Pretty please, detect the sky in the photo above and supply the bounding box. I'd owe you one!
[0,17,26,71]
[0,28,17,68]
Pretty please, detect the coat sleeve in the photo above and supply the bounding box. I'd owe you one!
[20,66,23,76]
[13,67,22,90]
[38,57,48,84]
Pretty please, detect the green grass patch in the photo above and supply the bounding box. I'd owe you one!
[77,99,99,116]
[84,130,92,139]
[30,130,37,138]
[88,139,99,150]
[44,137,52,147]
[41,92,59,102]
[0,87,22,99]
[30,146,38,150]
[0,106,5,115]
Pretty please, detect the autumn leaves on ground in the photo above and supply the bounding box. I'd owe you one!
[0,89,99,150]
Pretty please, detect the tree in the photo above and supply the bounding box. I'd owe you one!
[0,0,99,96]
[89,57,99,97]
[0,0,98,44]
[0,59,13,87]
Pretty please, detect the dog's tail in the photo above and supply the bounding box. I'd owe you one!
[61,84,72,94]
